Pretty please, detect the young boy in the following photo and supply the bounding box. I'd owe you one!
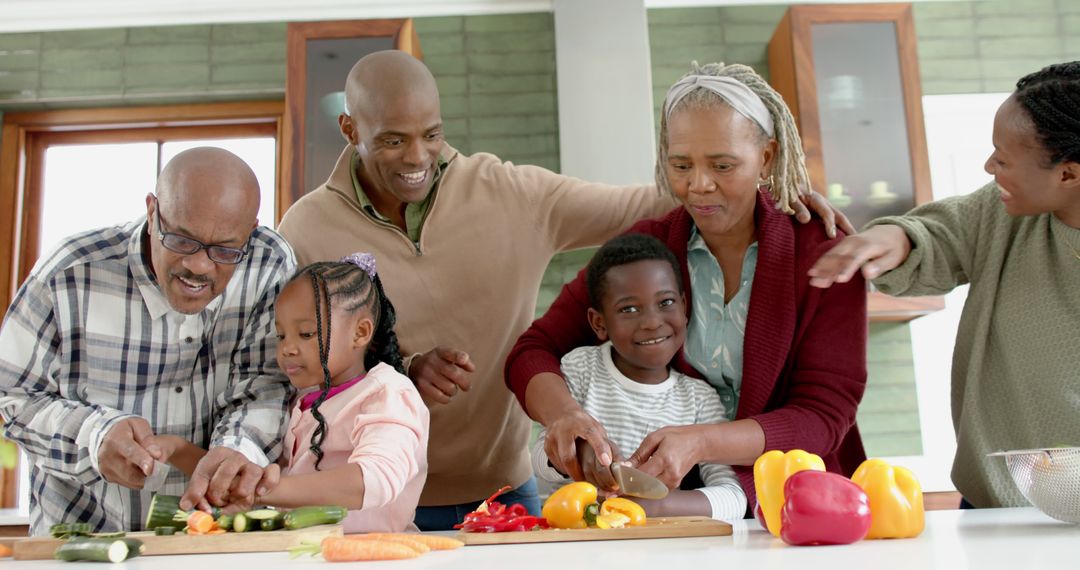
[531,233,746,522]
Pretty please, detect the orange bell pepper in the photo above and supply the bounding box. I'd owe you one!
[850,459,924,539]
[753,449,826,537]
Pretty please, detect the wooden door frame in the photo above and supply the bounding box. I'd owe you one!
[282,18,422,209]
[0,101,283,508]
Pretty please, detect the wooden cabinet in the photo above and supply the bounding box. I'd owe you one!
[768,3,942,321]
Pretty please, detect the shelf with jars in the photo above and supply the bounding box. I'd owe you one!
[768,2,943,321]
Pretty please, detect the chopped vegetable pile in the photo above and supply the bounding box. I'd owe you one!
[454,486,550,532]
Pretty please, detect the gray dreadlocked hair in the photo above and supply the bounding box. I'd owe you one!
[655,61,810,214]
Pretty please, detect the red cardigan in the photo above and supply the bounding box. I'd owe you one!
[505,191,868,506]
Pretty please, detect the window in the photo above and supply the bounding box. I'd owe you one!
[0,101,283,509]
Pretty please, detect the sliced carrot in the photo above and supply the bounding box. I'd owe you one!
[363,533,463,551]
[0,544,12,557]
[350,533,430,553]
[187,510,216,534]
[319,537,420,562]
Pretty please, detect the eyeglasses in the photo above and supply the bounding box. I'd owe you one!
[154,208,249,265]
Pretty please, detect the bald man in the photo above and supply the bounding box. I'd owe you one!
[278,51,847,530]
[0,147,297,534]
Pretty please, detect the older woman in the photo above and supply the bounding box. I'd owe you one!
[808,61,1080,509]
[505,62,868,515]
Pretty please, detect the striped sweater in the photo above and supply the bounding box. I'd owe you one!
[532,343,746,521]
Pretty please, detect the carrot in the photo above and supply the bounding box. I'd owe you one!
[0,543,12,557]
[319,537,420,562]
[363,533,463,551]
[350,533,430,553]
[187,511,216,534]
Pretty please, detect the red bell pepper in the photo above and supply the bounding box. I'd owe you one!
[454,486,551,533]
[779,470,871,546]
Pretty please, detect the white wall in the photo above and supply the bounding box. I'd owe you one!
[553,0,657,185]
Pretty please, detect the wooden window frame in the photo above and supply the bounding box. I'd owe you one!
[0,100,283,508]
[282,18,422,207]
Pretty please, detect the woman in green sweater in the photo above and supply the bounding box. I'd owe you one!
[807,61,1080,509]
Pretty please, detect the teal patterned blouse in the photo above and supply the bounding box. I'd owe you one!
[683,225,758,420]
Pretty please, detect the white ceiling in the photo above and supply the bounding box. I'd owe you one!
[0,0,950,34]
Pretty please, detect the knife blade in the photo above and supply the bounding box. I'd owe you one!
[611,462,669,500]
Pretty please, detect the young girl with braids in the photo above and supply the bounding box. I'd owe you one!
[507,61,868,515]
[157,253,428,532]
[809,61,1080,509]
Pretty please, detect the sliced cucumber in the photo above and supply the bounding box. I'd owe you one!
[144,495,187,530]
[282,506,348,530]
[50,522,92,538]
[154,527,177,536]
[243,508,281,521]
[54,538,133,562]
[88,531,126,539]
[216,513,235,531]
[259,516,283,531]
[245,508,283,531]
[232,513,251,532]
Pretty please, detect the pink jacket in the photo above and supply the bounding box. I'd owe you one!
[283,362,429,532]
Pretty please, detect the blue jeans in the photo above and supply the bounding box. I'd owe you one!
[413,477,542,531]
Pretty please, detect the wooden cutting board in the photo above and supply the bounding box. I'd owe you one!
[12,524,343,560]
[458,516,731,545]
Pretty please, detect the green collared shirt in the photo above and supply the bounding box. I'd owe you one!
[350,152,447,243]
[683,225,758,420]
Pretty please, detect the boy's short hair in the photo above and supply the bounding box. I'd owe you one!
[586,233,683,309]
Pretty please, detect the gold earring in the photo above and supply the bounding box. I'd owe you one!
[757,174,774,192]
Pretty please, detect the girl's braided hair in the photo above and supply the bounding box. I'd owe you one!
[293,259,404,469]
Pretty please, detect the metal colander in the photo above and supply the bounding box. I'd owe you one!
[989,447,1080,523]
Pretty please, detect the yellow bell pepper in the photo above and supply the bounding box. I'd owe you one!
[541,482,598,529]
[600,497,647,527]
[753,449,826,537]
[850,459,925,539]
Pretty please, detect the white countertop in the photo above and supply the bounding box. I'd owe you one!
[10,508,1080,569]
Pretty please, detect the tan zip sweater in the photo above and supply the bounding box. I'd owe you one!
[278,144,675,505]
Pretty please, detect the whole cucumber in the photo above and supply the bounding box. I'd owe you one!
[54,538,133,563]
[282,506,348,530]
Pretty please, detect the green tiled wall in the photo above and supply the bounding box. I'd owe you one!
[0,24,286,107]
[914,0,1080,94]
[414,14,559,172]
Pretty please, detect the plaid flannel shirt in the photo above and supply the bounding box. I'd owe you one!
[0,218,296,535]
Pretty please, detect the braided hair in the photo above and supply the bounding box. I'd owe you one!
[655,61,810,214]
[291,260,405,469]
[1014,61,1080,167]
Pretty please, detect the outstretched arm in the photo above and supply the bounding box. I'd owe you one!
[258,464,367,509]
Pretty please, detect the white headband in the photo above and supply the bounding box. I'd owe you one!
[663,75,775,137]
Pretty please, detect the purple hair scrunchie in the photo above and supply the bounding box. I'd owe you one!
[340,252,377,279]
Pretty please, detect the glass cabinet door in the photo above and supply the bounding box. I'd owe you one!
[812,21,914,228]
[768,3,941,320]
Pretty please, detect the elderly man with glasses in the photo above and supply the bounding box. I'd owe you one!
[0,147,296,535]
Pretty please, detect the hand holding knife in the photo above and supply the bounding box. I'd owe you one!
[577,440,669,499]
